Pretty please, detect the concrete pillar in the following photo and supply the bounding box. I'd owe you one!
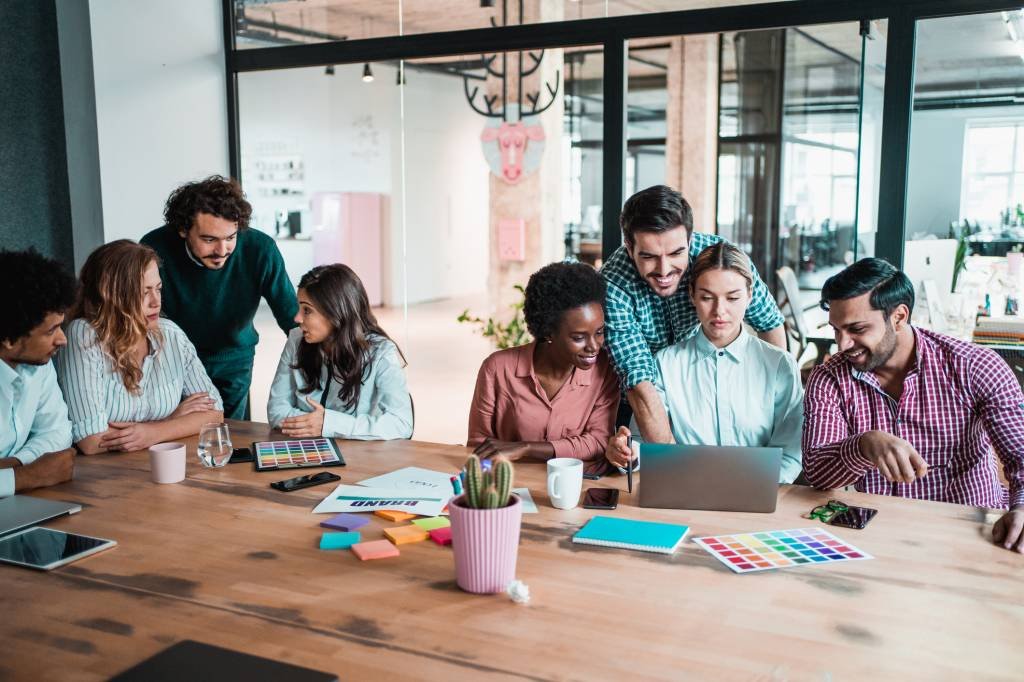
[665,35,719,233]
[485,0,565,321]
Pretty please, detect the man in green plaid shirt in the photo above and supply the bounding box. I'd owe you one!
[601,185,786,443]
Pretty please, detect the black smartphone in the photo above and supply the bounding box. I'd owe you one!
[829,506,878,529]
[582,488,619,510]
[228,447,254,464]
[582,472,602,481]
[270,471,340,492]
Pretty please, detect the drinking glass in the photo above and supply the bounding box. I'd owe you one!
[197,422,232,468]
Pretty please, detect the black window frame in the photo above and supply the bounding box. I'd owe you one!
[222,0,1024,268]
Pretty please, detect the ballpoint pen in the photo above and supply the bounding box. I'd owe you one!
[627,435,633,494]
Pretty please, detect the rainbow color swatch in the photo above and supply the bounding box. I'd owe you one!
[693,527,873,574]
[253,438,345,471]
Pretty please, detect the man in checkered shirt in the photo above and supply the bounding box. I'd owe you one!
[803,258,1024,552]
[601,185,786,443]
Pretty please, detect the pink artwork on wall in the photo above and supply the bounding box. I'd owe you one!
[480,120,545,184]
[497,218,526,262]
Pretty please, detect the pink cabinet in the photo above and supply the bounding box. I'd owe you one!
[310,192,385,307]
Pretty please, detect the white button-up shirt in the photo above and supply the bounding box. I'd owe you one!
[0,360,73,496]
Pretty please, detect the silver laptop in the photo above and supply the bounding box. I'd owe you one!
[638,444,782,513]
[0,495,81,536]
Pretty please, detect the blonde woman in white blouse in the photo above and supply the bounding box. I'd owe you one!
[56,240,223,454]
[605,241,803,483]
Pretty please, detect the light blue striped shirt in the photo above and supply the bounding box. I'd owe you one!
[632,325,803,483]
[55,318,223,442]
[268,329,413,440]
[0,360,73,497]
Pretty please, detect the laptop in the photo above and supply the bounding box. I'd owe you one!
[0,495,81,537]
[638,444,782,513]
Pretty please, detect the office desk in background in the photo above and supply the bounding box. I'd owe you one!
[4,420,1022,681]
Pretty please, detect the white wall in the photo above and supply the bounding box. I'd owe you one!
[238,62,489,305]
[90,0,228,242]
[907,105,1023,238]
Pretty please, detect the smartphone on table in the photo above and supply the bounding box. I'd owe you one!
[270,471,341,492]
[582,488,619,510]
[829,505,877,529]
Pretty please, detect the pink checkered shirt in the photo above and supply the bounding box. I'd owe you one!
[802,327,1024,509]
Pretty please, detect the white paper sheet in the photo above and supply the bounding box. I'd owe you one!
[357,466,457,494]
[312,484,450,516]
[512,488,538,514]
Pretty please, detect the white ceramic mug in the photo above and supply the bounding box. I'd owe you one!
[547,458,583,510]
[149,442,186,484]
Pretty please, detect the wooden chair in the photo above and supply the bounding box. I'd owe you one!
[775,266,834,367]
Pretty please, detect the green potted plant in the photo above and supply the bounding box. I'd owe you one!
[448,455,522,594]
[457,284,531,349]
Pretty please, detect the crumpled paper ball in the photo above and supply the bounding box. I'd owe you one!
[506,579,530,605]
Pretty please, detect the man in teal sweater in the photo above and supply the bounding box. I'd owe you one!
[141,176,298,420]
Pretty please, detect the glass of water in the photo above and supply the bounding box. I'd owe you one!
[197,422,232,468]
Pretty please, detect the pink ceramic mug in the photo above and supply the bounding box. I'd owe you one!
[149,442,186,484]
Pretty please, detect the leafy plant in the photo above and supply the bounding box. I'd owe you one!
[463,454,514,509]
[949,220,971,293]
[457,284,531,350]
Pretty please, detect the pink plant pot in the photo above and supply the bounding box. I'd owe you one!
[448,493,522,594]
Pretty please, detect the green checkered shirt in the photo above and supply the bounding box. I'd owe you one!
[600,232,785,390]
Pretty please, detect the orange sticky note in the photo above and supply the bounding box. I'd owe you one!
[351,540,400,561]
[375,510,416,522]
[384,525,429,545]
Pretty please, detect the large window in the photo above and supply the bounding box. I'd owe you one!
[961,121,1024,226]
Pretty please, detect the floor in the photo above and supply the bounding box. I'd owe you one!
[250,294,495,445]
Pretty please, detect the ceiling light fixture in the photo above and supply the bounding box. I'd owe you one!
[324,64,335,76]
[362,63,374,83]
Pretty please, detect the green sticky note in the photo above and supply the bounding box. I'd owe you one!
[411,517,451,531]
[320,532,361,550]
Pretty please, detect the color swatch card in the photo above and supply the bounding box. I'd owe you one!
[312,484,449,517]
[572,516,689,554]
[693,527,873,574]
[253,438,345,471]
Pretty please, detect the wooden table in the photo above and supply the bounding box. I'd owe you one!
[5,420,1022,681]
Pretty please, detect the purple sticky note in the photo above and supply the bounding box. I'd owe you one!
[320,513,369,532]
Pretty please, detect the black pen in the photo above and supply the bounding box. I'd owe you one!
[627,434,633,494]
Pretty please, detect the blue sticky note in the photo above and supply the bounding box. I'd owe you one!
[320,513,369,532]
[320,532,361,550]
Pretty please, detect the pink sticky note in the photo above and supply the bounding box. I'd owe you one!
[429,527,452,546]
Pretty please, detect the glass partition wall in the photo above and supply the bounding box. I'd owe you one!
[228,1,1024,439]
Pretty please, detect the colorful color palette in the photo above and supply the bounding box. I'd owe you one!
[253,438,345,471]
[693,527,873,574]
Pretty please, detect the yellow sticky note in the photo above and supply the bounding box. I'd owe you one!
[384,525,429,545]
[375,510,417,522]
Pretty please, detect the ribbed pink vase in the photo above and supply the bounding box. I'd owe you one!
[448,493,522,594]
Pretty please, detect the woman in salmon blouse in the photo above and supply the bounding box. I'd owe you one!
[468,262,620,462]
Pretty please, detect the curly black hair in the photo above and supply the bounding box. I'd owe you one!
[0,249,78,344]
[523,262,606,341]
[163,175,252,232]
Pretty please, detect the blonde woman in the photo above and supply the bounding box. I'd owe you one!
[56,240,223,454]
[605,241,803,483]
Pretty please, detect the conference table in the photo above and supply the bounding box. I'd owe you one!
[4,420,1022,681]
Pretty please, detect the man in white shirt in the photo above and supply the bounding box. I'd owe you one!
[0,249,77,497]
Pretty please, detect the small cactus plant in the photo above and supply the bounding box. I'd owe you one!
[463,454,514,509]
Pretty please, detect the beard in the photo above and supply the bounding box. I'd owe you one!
[860,321,898,372]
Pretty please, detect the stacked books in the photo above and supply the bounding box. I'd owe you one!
[973,317,1024,346]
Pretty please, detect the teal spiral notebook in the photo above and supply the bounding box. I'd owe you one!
[572,516,689,555]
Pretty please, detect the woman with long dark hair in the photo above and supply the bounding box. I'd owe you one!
[267,264,413,439]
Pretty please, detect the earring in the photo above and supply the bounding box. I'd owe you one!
[546,338,553,344]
